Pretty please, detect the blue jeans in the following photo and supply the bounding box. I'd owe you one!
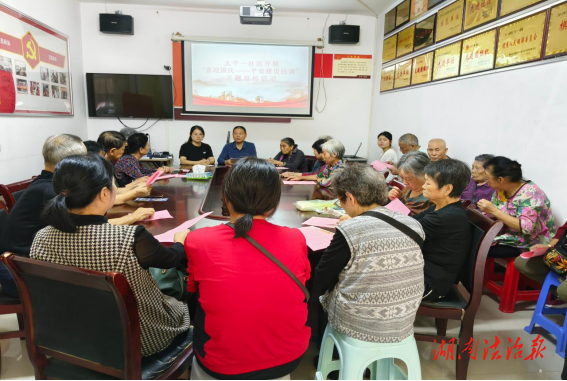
[0,262,19,298]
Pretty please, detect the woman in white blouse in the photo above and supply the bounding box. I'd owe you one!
[378,131,398,163]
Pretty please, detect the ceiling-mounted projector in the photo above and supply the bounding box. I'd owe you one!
[240,1,274,25]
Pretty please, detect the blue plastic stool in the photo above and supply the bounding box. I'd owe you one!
[315,323,421,380]
[525,271,567,358]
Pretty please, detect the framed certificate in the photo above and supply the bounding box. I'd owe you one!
[428,0,447,9]
[385,8,397,34]
[380,66,395,92]
[394,59,412,88]
[463,0,498,31]
[500,0,545,17]
[411,52,434,85]
[433,41,462,80]
[460,29,497,75]
[496,11,546,68]
[410,0,428,20]
[396,0,411,28]
[383,35,398,62]
[414,15,436,51]
[545,3,567,58]
[397,25,415,57]
[436,0,464,42]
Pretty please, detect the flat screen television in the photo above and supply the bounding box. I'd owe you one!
[86,73,173,119]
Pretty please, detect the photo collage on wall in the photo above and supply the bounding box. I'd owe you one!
[0,58,69,100]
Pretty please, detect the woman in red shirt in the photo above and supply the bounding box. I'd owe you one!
[185,157,311,380]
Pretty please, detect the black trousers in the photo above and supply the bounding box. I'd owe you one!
[488,244,523,258]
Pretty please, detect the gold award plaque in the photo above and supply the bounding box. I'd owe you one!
[436,0,464,41]
[464,0,498,31]
[496,12,546,68]
[433,41,462,80]
[383,35,398,62]
[500,0,541,17]
[545,3,567,57]
[396,0,411,27]
[414,15,436,51]
[381,66,395,92]
[411,52,434,85]
[460,29,496,75]
[397,25,415,57]
[394,59,413,88]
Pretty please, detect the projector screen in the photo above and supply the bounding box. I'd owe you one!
[182,42,314,117]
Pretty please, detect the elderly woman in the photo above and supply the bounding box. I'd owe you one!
[282,138,328,178]
[31,154,190,356]
[388,151,432,215]
[114,133,174,185]
[185,157,310,379]
[413,159,472,302]
[311,164,424,343]
[478,156,556,258]
[460,154,495,205]
[269,137,307,172]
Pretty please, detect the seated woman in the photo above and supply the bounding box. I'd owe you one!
[114,133,173,185]
[312,164,424,343]
[388,151,432,215]
[217,126,257,166]
[269,137,307,172]
[413,159,472,302]
[284,139,345,188]
[461,154,495,205]
[31,154,190,357]
[477,156,556,258]
[179,125,215,166]
[282,138,328,178]
[377,131,397,163]
[185,157,310,379]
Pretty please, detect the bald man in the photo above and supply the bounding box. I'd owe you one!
[427,139,449,162]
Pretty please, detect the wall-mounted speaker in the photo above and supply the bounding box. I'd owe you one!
[100,13,134,35]
[328,24,360,44]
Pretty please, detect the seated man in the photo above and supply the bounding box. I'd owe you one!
[388,133,421,175]
[217,126,257,166]
[427,138,449,162]
[311,164,424,343]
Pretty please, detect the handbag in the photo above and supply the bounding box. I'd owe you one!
[149,267,189,301]
[543,230,567,276]
[227,223,310,302]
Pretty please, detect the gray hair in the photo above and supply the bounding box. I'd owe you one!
[399,133,419,146]
[397,151,430,178]
[120,127,137,139]
[474,154,494,165]
[332,163,388,206]
[321,139,345,159]
[42,134,86,166]
[318,135,333,141]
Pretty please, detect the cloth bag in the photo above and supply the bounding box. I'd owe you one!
[544,230,567,276]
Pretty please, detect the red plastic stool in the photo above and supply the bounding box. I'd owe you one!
[484,257,542,313]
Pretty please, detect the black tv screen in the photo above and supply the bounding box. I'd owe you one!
[86,73,173,119]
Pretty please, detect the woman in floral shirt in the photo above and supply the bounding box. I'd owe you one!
[477,156,556,258]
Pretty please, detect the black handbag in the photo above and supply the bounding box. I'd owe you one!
[149,267,189,301]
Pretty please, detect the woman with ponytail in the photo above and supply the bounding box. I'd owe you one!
[184,157,310,379]
[32,154,190,357]
[477,156,556,258]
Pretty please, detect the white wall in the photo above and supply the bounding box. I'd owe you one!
[79,3,377,162]
[0,0,87,184]
[369,8,567,221]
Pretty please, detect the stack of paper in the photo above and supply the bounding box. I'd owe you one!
[298,226,334,251]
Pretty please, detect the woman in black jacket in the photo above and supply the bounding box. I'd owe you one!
[269,137,307,172]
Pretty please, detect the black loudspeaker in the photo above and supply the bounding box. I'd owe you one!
[99,14,134,35]
[329,24,360,44]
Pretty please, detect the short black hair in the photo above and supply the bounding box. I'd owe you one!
[188,125,205,143]
[424,159,471,198]
[311,139,327,154]
[125,133,149,155]
[83,140,105,155]
[484,156,523,182]
[233,126,247,134]
[222,157,281,238]
[378,131,393,142]
[97,131,125,153]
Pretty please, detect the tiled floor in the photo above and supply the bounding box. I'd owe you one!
[1,292,564,380]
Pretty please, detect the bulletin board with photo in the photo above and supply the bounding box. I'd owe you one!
[0,2,72,116]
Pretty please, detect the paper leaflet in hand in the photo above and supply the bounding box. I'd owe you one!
[520,247,549,259]
[146,170,162,186]
[130,210,174,221]
[193,165,206,174]
[371,160,394,172]
[385,198,411,216]
[154,212,213,243]
[298,226,334,251]
[156,174,187,180]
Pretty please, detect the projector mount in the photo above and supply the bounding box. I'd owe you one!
[255,0,275,16]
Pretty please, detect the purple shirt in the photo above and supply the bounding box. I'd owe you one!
[460,178,495,205]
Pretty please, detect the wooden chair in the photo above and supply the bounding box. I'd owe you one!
[1,253,193,380]
[414,208,503,380]
[0,177,35,213]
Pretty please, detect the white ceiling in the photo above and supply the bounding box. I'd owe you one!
[78,0,395,17]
